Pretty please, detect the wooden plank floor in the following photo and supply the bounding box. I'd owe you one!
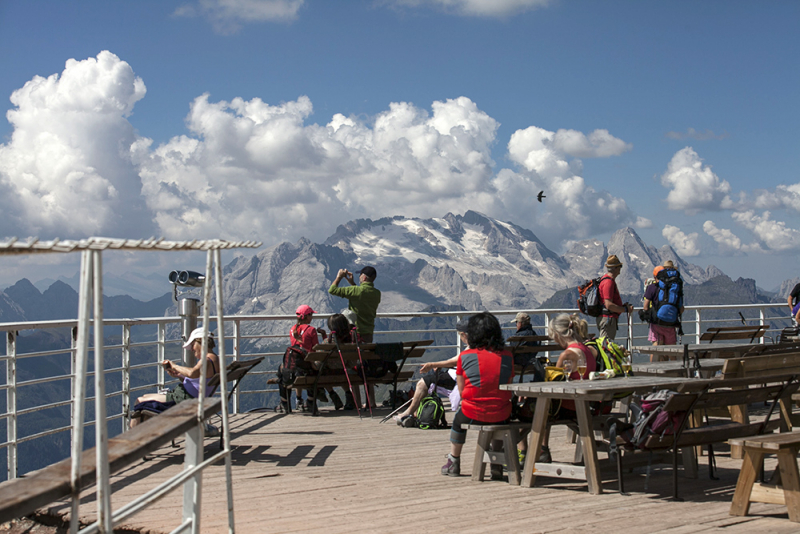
[38,406,800,534]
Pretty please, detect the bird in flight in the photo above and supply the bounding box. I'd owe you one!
[537,191,546,202]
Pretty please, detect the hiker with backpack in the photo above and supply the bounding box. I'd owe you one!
[642,261,685,359]
[131,327,219,427]
[596,254,633,340]
[441,312,515,478]
[287,305,343,412]
[392,317,468,427]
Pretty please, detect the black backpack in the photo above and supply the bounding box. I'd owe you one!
[279,345,309,387]
[415,393,448,429]
[652,268,683,327]
[577,276,604,317]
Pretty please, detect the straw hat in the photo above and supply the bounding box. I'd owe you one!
[605,254,623,269]
[662,260,675,269]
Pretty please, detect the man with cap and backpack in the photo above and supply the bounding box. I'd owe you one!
[642,261,684,359]
[329,266,381,343]
[596,255,633,340]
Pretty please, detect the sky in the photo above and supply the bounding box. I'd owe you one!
[0,0,799,296]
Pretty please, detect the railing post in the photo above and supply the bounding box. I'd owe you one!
[233,319,241,415]
[759,307,766,344]
[121,324,131,433]
[455,315,462,354]
[6,331,17,480]
[157,323,166,390]
[695,308,702,344]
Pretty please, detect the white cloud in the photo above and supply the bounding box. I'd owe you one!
[751,183,800,212]
[703,220,743,252]
[662,224,700,257]
[385,0,551,17]
[731,210,800,252]
[660,147,732,214]
[174,0,304,33]
[665,128,728,141]
[0,51,155,238]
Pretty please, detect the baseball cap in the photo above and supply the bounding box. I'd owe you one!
[295,304,316,318]
[357,266,377,279]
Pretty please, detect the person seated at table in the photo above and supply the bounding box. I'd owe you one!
[393,317,468,426]
[530,313,597,463]
[131,327,219,427]
[441,312,514,478]
[508,311,544,381]
[289,305,343,412]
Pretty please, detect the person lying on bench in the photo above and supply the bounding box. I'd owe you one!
[130,327,219,427]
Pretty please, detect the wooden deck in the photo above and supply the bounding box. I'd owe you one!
[31,405,800,533]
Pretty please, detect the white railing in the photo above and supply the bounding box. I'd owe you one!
[0,301,793,480]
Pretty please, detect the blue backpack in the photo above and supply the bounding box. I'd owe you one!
[653,268,683,326]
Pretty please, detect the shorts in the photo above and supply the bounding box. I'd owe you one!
[793,302,800,318]
[422,370,456,391]
[596,316,618,340]
[449,409,509,445]
[166,383,194,404]
[648,323,678,344]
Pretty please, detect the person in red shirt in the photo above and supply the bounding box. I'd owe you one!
[290,305,343,412]
[597,254,633,340]
[441,312,514,477]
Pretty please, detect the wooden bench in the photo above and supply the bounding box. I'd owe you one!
[730,432,800,522]
[0,398,221,525]
[464,422,528,485]
[616,375,799,500]
[507,335,561,382]
[700,325,770,344]
[294,340,432,414]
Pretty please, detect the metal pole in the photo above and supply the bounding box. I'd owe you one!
[70,250,92,534]
[695,308,702,344]
[179,298,199,366]
[215,248,236,534]
[232,319,240,415]
[6,331,17,480]
[92,250,112,534]
[157,323,166,390]
[455,315,462,354]
[121,324,131,433]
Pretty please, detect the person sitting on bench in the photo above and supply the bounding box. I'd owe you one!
[131,327,219,427]
[393,317,468,426]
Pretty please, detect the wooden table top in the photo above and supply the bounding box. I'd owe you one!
[502,375,692,401]
[632,358,727,377]
[632,343,758,358]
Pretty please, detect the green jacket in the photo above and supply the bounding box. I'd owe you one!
[328,281,381,334]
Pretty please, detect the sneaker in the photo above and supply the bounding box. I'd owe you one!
[490,465,504,481]
[538,445,552,464]
[518,450,527,465]
[401,415,417,428]
[330,391,344,410]
[441,454,460,476]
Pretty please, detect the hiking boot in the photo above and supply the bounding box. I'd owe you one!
[330,391,343,410]
[305,399,315,413]
[538,445,552,463]
[441,454,460,476]
[490,465,504,481]
[518,450,527,466]
[401,415,417,428]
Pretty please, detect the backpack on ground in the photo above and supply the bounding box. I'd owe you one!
[608,389,686,458]
[278,345,310,388]
[415,393,448,429]
[577,276,605,317]
[584,336,629,376]
[652,268,683,327]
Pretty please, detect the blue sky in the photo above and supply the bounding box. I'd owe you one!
[0,0,798,294]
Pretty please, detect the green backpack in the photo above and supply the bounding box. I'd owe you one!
[585,336,631,377]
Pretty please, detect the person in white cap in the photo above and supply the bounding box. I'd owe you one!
[132,327,220,425]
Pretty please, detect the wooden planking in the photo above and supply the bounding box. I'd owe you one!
[700,325,769,343]
[23,402,800,534]
[0,398,221,525]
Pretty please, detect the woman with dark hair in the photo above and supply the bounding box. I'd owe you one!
[441,312,514,478]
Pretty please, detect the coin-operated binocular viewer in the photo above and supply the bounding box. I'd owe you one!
[169,270,206,365]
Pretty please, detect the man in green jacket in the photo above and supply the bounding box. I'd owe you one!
[328,266,381,342]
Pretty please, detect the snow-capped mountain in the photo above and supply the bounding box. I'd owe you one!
[221,211,720,325]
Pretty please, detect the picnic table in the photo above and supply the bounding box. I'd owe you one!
[632,358,727,378]
[633,343,760,364]
[502,376,692,494]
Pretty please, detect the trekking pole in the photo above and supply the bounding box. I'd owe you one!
[379,398,412,423]
[331,331,362,420]
[351,325,373,417]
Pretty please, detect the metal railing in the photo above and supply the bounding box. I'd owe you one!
[0,301,793,481]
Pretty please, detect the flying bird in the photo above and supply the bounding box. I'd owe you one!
[537,191,546,202]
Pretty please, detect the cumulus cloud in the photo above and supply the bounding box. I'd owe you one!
[751,183,800,212]
[662,224,700,257]
[0,51,155,238]
[703,220,743,252]
[665,128,728,141]
[731,210,800,252]
[501,125,638,242]
[174,0,304,33]
[659,147,733,214]
[385,0,551,17]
